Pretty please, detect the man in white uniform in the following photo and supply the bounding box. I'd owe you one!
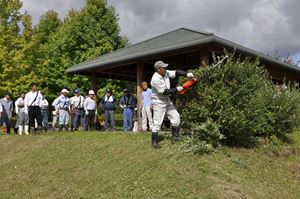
[150,60,194,148]
[15,92,29,135]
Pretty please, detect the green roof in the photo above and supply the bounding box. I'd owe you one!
[66,28,300,75]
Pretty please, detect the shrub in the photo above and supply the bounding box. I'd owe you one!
[179,54,300,153]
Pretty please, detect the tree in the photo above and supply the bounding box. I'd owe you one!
[36,0,127,101]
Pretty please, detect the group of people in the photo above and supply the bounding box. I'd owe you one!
[0,60,194,149]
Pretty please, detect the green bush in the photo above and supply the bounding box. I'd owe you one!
[179,54,300,153]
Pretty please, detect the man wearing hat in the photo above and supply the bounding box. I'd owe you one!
[0,93,13,134]
[119,88,136,131]
[40,92,49,131]
[24,83,43,133]
[15,92,29,135]
[54,88,70,131]
[69,88,86,131]
[84,90,97,131]
[101,89,117,131]
[150,60,194,148]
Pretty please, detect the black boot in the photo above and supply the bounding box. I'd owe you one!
[14,128,18,134]
[171,126,180,142]
[64,125,68,131]
[151,132,161,149]
[59,125,63,131]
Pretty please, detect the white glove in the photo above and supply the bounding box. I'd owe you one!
[134,107,137,111]
[85,110,89,115]
[24,109,28,114]
[187,73,194,78]
[119,105,124,109]
[176,86,184,92]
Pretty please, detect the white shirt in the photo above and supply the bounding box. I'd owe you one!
[15,97,26,113]
[70,95,85,109]
[150,70,176,104]
[24,91,43,109]
[84,97,96,110]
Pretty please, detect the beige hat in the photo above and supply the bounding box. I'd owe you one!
[61,88,69,93]
[88,90,95,95]
[154,60,168,70]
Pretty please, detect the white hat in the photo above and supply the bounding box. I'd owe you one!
[88,90,95,95]
[61,88,69,93]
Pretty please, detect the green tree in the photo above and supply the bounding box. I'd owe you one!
[37,0,127,101]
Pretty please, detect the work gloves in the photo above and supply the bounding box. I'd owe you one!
[85,110,89,115]
[176,86,184,92]
[187,72,194,78]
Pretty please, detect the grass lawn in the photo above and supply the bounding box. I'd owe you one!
[0,131,299,199]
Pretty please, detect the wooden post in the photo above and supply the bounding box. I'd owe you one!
[90,72,97,92]
[200,48,209,66]
[136,62,144,132]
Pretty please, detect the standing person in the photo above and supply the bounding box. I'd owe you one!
[24,83,43,133]
[69,88,86,131]
[139,81,153,131]
[54,89,70,131]
[119,89,136,131]
[101,89,116,131]
[40,92,49,131]
[0,93,13,134]
[84,90,97,131]
[51,93,60,131]
[15,92,29,135]
[150,60,194,148]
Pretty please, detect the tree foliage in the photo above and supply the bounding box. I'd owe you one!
[0,0,127,102]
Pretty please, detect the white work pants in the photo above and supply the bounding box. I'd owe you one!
[152,101,180,132]
[142,106,153,131]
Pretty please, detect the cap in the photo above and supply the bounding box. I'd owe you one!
[74,88,80,93]
[61,88,69,93]
[123,88,129,92]
[88,90,95,95]
[154,60,168,70]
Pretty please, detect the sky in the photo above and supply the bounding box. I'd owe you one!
[21,0,300,65]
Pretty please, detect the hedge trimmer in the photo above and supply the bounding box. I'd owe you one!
[177,55,228,95]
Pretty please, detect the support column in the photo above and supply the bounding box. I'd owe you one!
[200,48,209,66]
[136,62,144,132]
[90,72,97,92]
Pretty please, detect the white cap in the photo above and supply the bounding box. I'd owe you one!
[61,89,69,93]
[88,90,95,95]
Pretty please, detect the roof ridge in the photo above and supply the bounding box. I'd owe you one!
[69,27,212,69]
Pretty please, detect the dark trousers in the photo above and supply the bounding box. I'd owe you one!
[28,106,42,129]
[74,109,86,130]
[1,114,11,134]
[86,110,95,131]
[104,110,115,130]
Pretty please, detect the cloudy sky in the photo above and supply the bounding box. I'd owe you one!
[22,0,300,63]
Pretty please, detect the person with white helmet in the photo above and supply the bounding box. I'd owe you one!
[54,88,70,131]
[150,60,194,148]
[84,90,97,131]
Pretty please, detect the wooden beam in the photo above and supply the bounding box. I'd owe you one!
[136,62,144,132]
[200,48,209,66]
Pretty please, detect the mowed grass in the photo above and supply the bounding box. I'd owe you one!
[0,131,300,199]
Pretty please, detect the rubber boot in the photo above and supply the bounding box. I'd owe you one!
[6,126,11,134]
[151,132,161,149]
[24,125,29,135]
[14,128,18,134]
[171,126,180,142]
[18,125,23,135]
[59,125,63,131]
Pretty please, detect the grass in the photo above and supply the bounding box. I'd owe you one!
[0,131,299,199]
